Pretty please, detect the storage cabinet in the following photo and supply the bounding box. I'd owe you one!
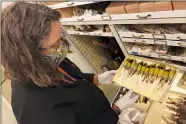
[44,1,186,124]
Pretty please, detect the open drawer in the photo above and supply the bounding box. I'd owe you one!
[60,14,103,23]
[112,86,152,124]
[121,37,186,47]
[110,10,186,20]
[121,38,155,44]
[160,92,186,124]
[112,55,178,102]
[64,25,113,37]
[145,92,186,124]
[121,36,186,48]
[118,24,186,40]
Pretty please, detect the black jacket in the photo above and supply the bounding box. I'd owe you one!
[11,58,118,124]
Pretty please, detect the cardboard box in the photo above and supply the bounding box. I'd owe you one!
[44,2,65,5]
[172,2,186,10]
[57,7,74,18]
[125,2,140,14]
[139,2,155,12]
[154,2,173,11]
[105,2,127,15]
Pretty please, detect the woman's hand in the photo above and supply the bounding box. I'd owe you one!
[115,90,139,110]
[98,70,117,84]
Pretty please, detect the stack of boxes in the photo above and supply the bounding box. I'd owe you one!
[105,1,186,15]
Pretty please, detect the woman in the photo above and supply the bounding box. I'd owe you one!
[1,2,139,124]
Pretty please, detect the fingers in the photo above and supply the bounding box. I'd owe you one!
[109,70,117,74]
[126,90,139,101]
[126,89,133,96]
[131,94,139,102]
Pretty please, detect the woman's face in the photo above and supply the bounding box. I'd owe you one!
[40,21,62,55]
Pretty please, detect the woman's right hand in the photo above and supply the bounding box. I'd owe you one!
[115,89,139,110]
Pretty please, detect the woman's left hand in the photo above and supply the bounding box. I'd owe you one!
[98,70,117,84]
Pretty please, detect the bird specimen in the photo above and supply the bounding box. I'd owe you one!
[162,96,186,124]
[116,58,176,93]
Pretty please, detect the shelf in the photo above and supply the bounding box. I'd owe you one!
[60,10,186,25]
[128,50,186,63]
[47,2,98,9]
[66,25,113,37]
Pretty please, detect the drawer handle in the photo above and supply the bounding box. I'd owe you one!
[178,43,182,46]
[67,2,74,6]
[134,40,144,43]
[159,55,171,60]
[181,58,186,63]
[101,15,111,20]
[94,33,102,36]
[153,34,166,39]
[132,35,144,38]
[74,32,80,35]
[77,18,84,21]
[177,36,186,41]
[145,53,151,57]
[137,14,151,19]
[154,40,167,45]
[141,53,151,57]
[83,32,90,35]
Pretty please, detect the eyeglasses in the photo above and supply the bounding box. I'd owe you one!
[39,38,64,55]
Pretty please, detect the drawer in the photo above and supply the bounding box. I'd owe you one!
[68,31,86,35]
[68,31,113,37]
[110,10,186,20]
[61,10,186,22]
[158,54,171,60]
[153,33,186,40]
[154,39,186,46]
[118,26,153,38]
[166,40,186,47]
[121,38,155,44]
[139,52,159,58]
[128,50,160,58]
[119,31,153,39]
[119,31,186,41]
[154,40,167,45]
[171,56,186,62]
[165,34,186,40]
[61,14,111,23]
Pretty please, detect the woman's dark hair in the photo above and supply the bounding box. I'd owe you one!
[1,2,65,87]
